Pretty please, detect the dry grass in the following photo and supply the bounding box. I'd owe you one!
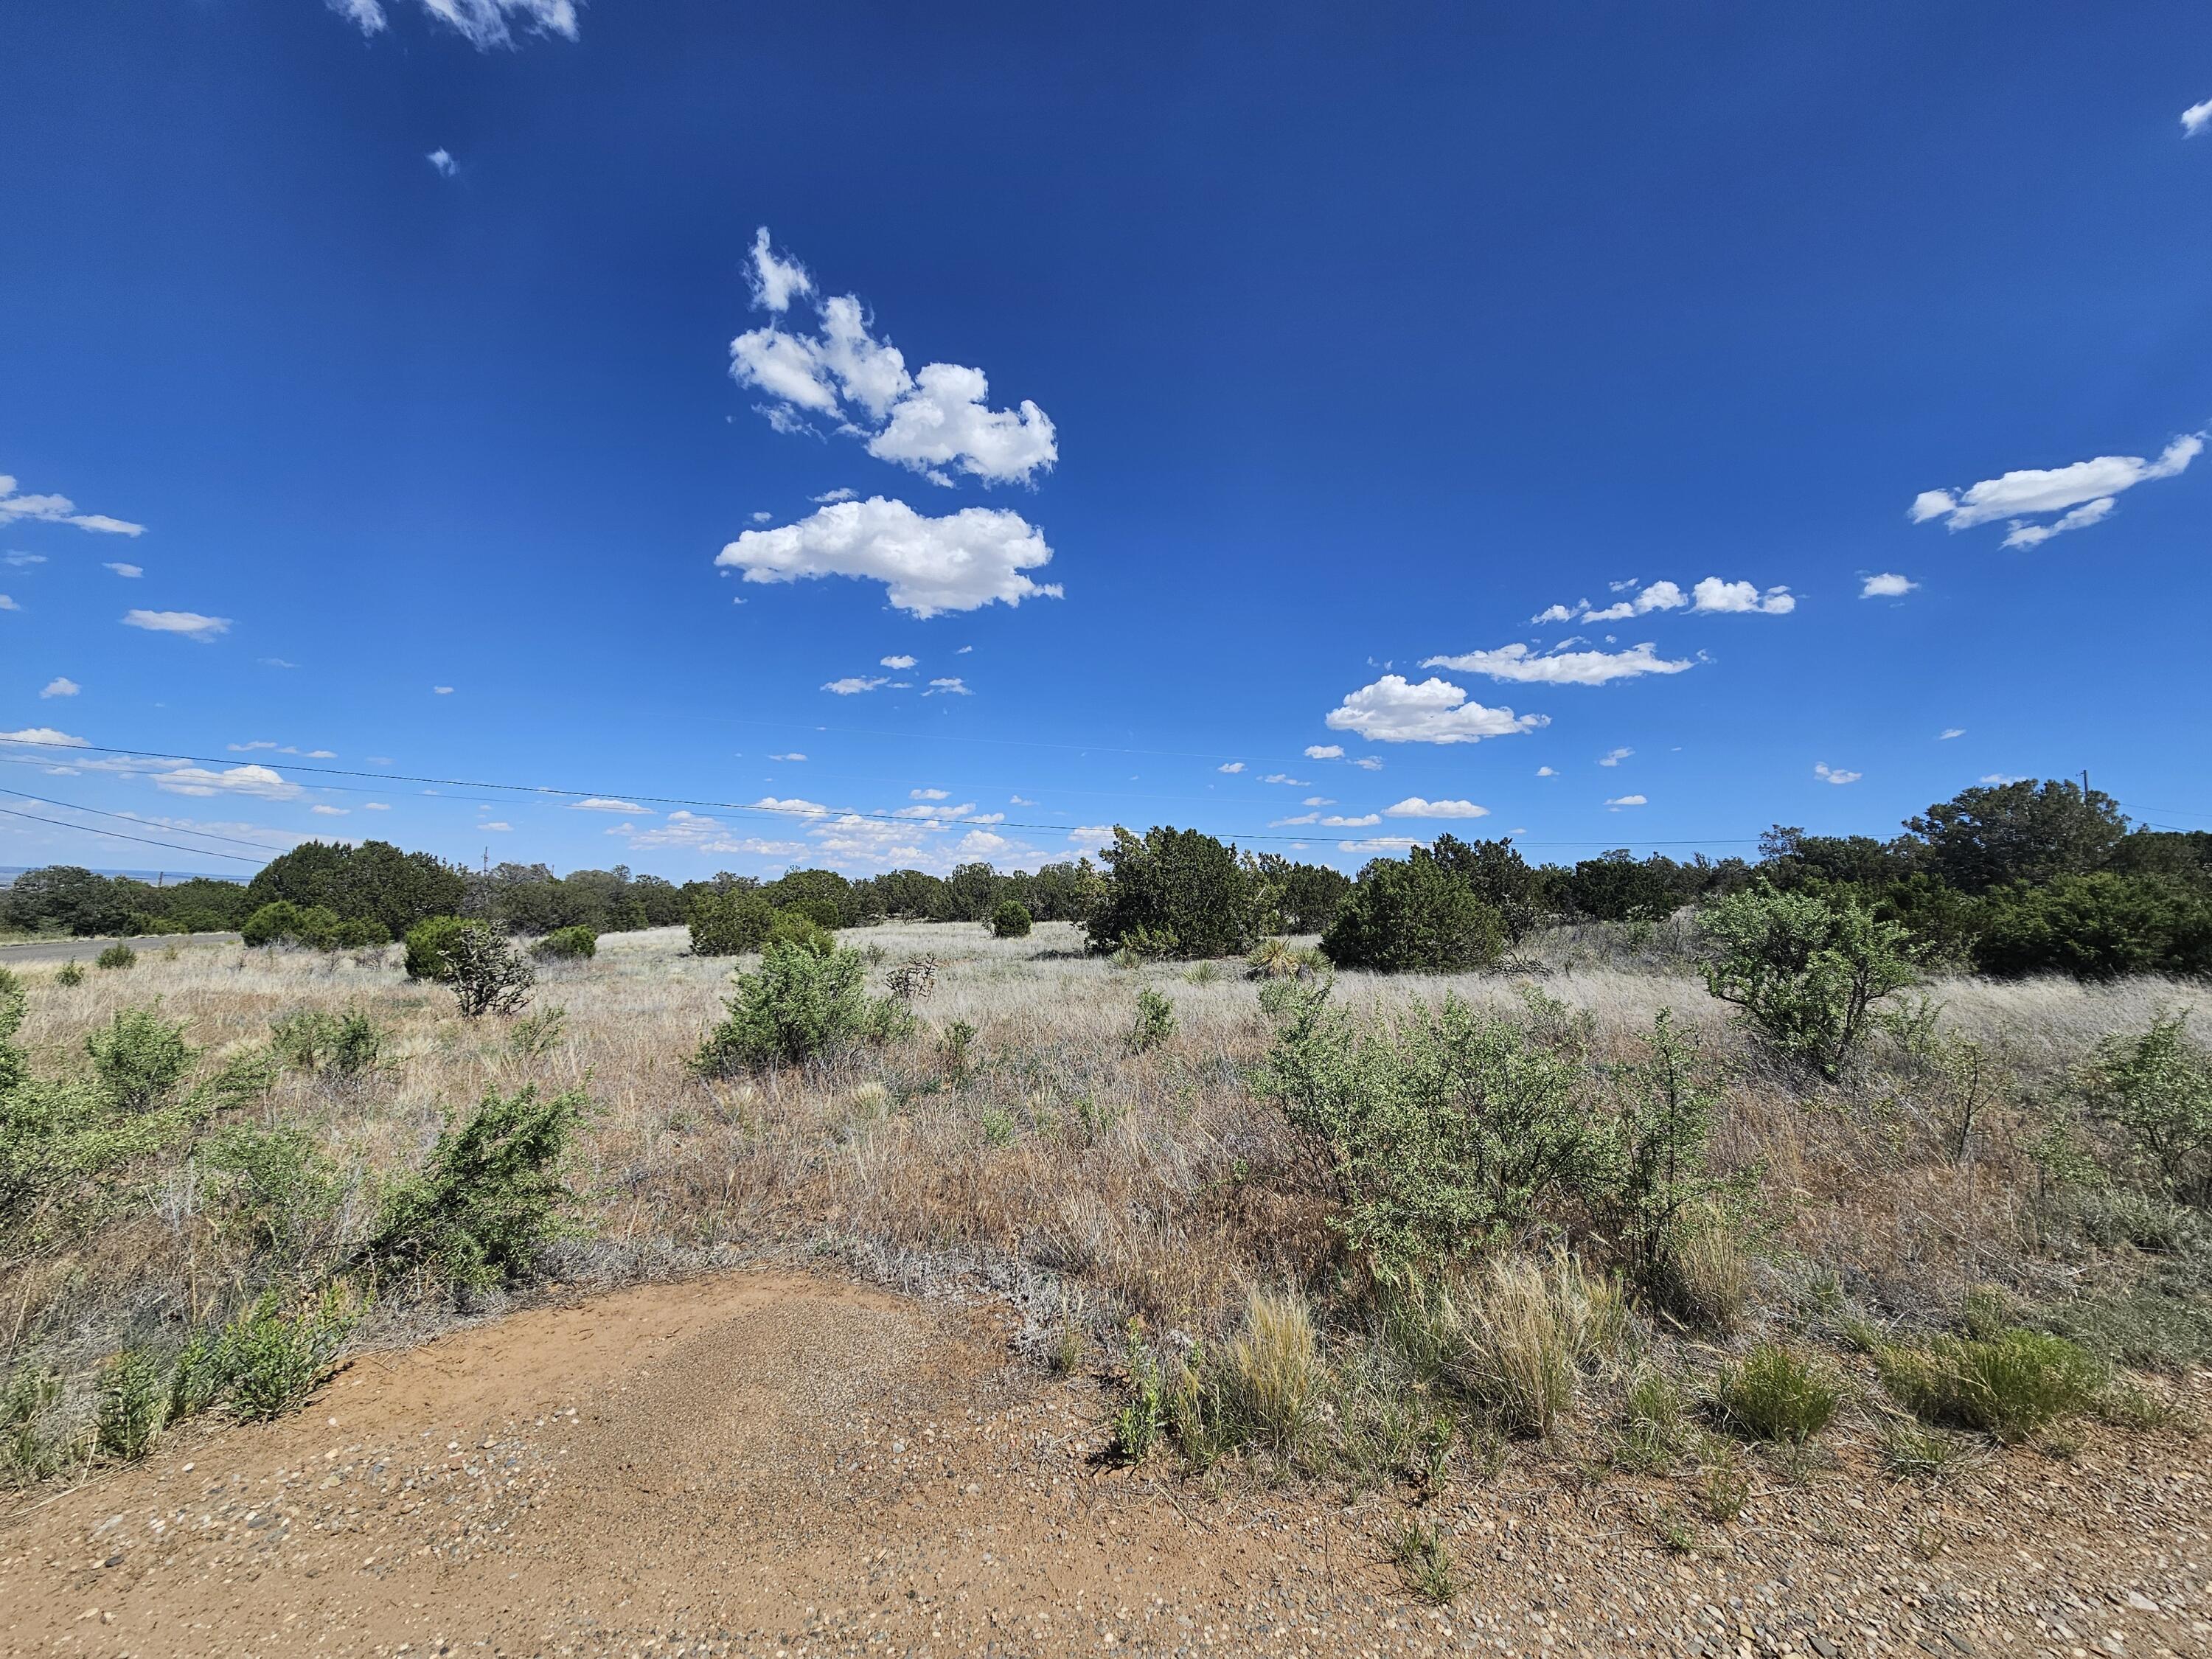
[6,922,2209,1402]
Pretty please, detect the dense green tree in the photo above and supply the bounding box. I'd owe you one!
[1904,778,2128,894]
[1427,835,1543,943]
[688,887,776,956]
[1700,883,1920,1079]
[1251,854,1353,936]
[1085,827,1263,959]
[247,841,465,939]
[1321,846,1506,973]
[1559,850,1686,922]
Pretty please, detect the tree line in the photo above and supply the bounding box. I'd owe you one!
[6,776,2206,982]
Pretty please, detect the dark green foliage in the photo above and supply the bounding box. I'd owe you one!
[766,908,835,955]
[403,914,474,980]
[246,839,466,941]
[1322,846,1506,973]
[469,863,678,934]
[1085,826,1265,960]
[535,925,598,960]
[53,960,84,987]
[1251,855,1354,936]
[242,900,385,950]
[990,899,1032,939]
[779,896,843,932]
[1700,883,1919,1079]
[1711,1344,1841,1442]
[445,923,535,1018]
[764,867,859,927]
[862,867,948,919]
[1974,873,2212,981]
[1256,978,1596,1281]
[86,1007,195,1110]
[1557,850,1694,923]
[363,1085,588,1291]
[2,866,254,938]
[1905,777,2129,894]
[1427,835,1545,944]
[95,942,136,970]
[693,942,913,1074]
[218,1290,361,1419]
[687,887,775,956]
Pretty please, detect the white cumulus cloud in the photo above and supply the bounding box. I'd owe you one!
[910,787,950,800]
[153,763,300,801]
[1910,434,2200,545]
[0,726,86,748]
[718,496,1060,618]
[1422,641,1692,686]
[1860,572,1916,598]
[2184,97,2212,136]
[1605,794,1647,810]
[1217,762,1245,774]
[122,609,229,640]
[1384,798,1489,818]
[1691,577,1795,614]
[822,675,888,695]
[0,474,144,536]
[1303,745,1344,760]
[426,148,457,177]
[1814,762,1861,786]
[730,235,1056,485]
[880,654,917,669]
[1324,675,1547,746]
[40,678,79,698]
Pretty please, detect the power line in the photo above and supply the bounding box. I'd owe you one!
[0,786,296,855]
[0,736,1775,851]
[0,804,268,866]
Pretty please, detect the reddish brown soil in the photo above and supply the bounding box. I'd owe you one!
[2,1270,2206,1658]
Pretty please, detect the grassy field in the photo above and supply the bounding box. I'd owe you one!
[5,919,2209,1496]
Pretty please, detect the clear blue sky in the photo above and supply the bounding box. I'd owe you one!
[4,1,2208,880]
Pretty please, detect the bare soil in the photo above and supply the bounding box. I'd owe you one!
[2,1270,2208,1658]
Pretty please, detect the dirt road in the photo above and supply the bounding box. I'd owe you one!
[0,931,240,967]
[2,1271,2205,1658]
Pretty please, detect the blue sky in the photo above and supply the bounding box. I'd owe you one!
[4,1,2209,880]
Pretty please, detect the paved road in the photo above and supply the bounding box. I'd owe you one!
[0,931,240,966]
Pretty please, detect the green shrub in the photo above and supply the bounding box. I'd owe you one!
[1711,1343,1841,1443]
[1974,872,2212,981]
[54,960,83,987]
[990,899,1032,939]
[1700,883,1919,1079]
[362,1085,588,1291]
[241,901,302,947]
[1321,846,1506,973]
[508,1004,568,1060]
[1125,986,1176,1054]
[1085,826,1266,960]
[693,942,910,1074]
[270,1006,389,1079]
[200,1122,347,1265]
[444,923,535,1018]
[86,1007,195,1111]
[95,942,136,971]
[1256,978,1597,1282]
[1615,1370,1688,1472]
[403,914,474,981]
[242,901,375,950]
[220,1289,359,1419]
[95,1349,170,1461]
[1596,1010,1753,1321]
[780,896,842,932]
[330,916,391,949]
[688,888,775,957]
[1875,1328,2106,1444]
[535,925,598,961]
[2076,1013,2212,1205]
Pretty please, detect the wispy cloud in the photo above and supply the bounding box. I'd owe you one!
[0,474,144,536]
[1217,761,1245,774]
[1531,576,1793,625]
[1910,433,2200,548]
[427,148,458,177]
[1422,641,1692,686]
[1604,793,1647,810]
[2184,97,2212,137]
[39,677,78,698]
[1938,728,1965,740]
[122,609,229,641]
[568,798,647,813]
[924,676,972,696]
[1383,797,1490,818]
[1813,762,1861,785]
[325,0,580,49]
[822,675,888,695]
[103,562,142,578]
[1598,747,1632,767]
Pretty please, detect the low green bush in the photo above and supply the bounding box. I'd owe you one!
[220,1289,360,1419]
[535,925,598,961]
[1256,977,1597,1282]
[990,899,1032,939]
[95,943,136,971]
[2076,1013,2212,1206]
[362,1085,588,1292]
[444,923,535,1018]
[403,915,474,981]
[1125,986,1176,1054]
[86,1007,195,1111]
[54,961,83,987]
[693,942,913,1074]
[95,1349,170,1461]
[269,1006,389,1079]
[1710,1343,1841,1443]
